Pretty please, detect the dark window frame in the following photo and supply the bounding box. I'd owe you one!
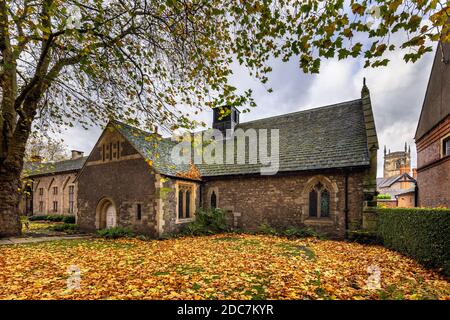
[444,136,450,157]
[136,204,142,220]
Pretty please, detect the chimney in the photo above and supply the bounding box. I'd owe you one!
[30,154,42,163]
[71,150,84,160]
[361,77,370,98]
[212,106,240,136]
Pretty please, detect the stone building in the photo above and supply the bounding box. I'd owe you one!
[415,41,450,208]
[77,82,378,238]
[21,151,87,216]
[383,144,411,178]
[377,145,417,207]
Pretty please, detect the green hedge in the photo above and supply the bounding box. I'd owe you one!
[378,208,450,276]
[28,215,75,223]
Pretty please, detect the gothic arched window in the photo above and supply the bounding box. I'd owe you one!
[309,182,331,218]
[210,191,217,209]
[309,189,317,217]
[320,190,330,217]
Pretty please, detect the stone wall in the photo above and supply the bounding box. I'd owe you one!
[31,172,78,216]
[201,170,367,238]
[156,177,201,237]
[77,139,158,236]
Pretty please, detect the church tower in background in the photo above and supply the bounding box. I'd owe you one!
[383,143,411,178]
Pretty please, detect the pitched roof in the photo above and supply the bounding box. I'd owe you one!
[23,157,87,178]
[377,173,416,188]
[415,41,450,140]
[111,120,193,178]
[111,98,371,178]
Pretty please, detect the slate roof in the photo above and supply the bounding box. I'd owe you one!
[112,98,371,178]
[23,157,87,178]
[377,173,416,188]
[112,120,192,177]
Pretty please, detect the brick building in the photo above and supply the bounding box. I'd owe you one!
[415,41,450,208]
[20,151,86,216]
[376,145,417,207]
[77,82,378,238]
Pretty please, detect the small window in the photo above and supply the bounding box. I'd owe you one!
[136,204,142,220]
[39,201,43,212]
[444,137,450,157]
[117,141,120,159]
[53,186,58,195]
[178,185,195,220]
[210,191,217,209]
[68,186,75,214]
[102,144,106,161]
[109,143,113,160]
[308,182,331,218]
[53,201,58,212]
[39,188,44,195]
[185,191,191,218]
[178,190,184,219]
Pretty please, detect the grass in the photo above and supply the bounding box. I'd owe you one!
[0,234,448,300]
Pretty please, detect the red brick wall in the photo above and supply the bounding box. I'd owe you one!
[202,170,366,238]
[416,116,450,208]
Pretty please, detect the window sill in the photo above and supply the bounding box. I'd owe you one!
[304,218,334,226]
[176,217,195,224]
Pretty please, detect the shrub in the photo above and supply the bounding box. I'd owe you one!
[50,223,79,233]
[376,194,392,200]
[28,215,66,222]
[377,208,450,276]
[62,216,76,223]
[183,208,228,236]
[347,230,381,245]
[283,226,323,239]
[28,215,49,221]
[257,224,278,235]
[97,227,134,239]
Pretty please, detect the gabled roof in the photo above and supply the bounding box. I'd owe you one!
[111,120,193,178]
[23,157,87,178]
[415,41,450,141]
[377,173,416,188]
[110,98,372,178]
[197,99,371,176]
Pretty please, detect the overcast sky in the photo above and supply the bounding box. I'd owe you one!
[58,43,436,178]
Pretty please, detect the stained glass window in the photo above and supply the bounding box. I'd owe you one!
[321,190,330,217]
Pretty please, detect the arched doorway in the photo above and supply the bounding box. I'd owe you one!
[95,198,117,229]
[105,204,116,229]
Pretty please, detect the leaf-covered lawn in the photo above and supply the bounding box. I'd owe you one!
[0,234,448,300]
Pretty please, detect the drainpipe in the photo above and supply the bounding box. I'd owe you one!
[344,173,349,238]
[414,181,418,207]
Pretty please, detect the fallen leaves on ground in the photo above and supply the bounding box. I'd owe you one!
[0,234,448,300]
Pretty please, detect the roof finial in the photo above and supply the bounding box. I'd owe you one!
[384,145,387,155]
[405,142,407,152]
[361,77,370,97]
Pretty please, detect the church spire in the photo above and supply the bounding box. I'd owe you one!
[361,77,370,98]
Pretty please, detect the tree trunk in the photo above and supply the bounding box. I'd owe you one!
[0,112,34,237]
[0,159,23,237]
